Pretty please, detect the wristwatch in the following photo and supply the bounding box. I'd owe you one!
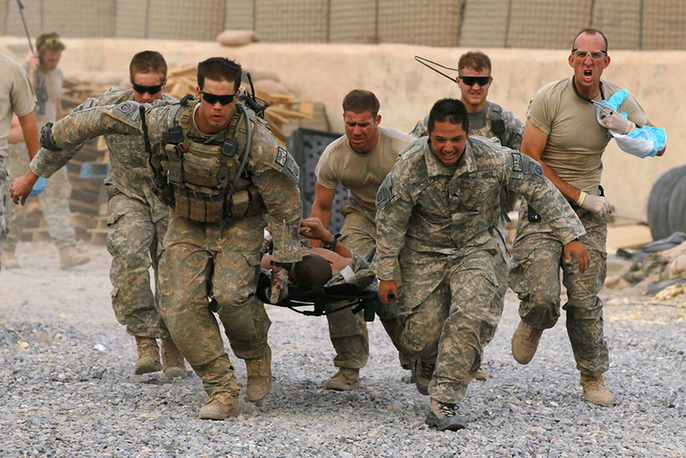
[323,233,341,250]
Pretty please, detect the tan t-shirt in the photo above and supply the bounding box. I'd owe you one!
[23,60,63,126]
[315,126,414,213]
[527,77,648,194]
[0,53,36,157]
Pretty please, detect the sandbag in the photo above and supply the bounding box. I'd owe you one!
[216,30,259,47]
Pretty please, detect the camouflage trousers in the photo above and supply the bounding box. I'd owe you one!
[509,206,609,376]
[399,241,508,405]
[4,143,76,250]
[327,201,412,369]
[106,189,169,339]
[0,156,7,271]
[158,213,270,396]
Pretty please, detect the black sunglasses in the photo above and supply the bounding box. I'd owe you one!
[132,81,165,95]
[459,76,492,86]
[200,90,237,106]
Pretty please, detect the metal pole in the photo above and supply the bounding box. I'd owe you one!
[16,0,35,54]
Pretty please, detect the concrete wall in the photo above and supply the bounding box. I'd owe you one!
[1,37,682,223]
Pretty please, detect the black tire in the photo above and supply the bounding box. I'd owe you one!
[648,165,686,240]
[667,170,686,237]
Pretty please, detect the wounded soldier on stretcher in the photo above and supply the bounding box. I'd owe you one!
[259,217,377,308]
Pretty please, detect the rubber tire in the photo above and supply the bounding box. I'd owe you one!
[648,165,686,240]
[667,170,686,237]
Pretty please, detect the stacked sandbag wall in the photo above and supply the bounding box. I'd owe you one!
[2,0,686,49]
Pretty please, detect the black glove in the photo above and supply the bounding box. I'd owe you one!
[39,123,60,151]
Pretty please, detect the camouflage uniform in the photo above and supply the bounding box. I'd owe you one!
[30,99,302,400]
[375,136,585,404]
[69,88,177,338]
[5,62,77,251]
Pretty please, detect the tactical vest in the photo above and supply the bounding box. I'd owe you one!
[164,98,263,223]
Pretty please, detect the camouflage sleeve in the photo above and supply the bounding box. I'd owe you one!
[505,150,585,243]
[29,101,172,177]
[409,114,429,138]
[502,109,525,150]
[249,123,303,264]
[374,162,414,280]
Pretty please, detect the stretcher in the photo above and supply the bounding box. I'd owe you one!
[255,272,377,322]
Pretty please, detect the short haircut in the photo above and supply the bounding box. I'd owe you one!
[292,253,333,286]
[573,28,609,52]
[458,51,491,73]
[342,89,380,118]
[129,50,168,81]
[428,98,470,134]
[36,32,65,56]
[197,57,242,91]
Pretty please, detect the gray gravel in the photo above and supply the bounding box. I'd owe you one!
[1,242,684,457]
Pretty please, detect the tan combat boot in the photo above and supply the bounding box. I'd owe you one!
[199,391,240,420]
[134,336,162,375]
[413,357,435,395]
[425,398,467,431]
[511,320,543,364]
[580,373,612,406]
[245,344,272,402]
[59,246,89,269]
[161,338,187,378]
[2,249,20,269]
[324,367,360,391]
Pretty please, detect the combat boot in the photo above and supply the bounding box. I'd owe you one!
[134,336,162,375]
[245,344,272,402]
[2,249,19,269]
[59,245,89,269]
[324,368,360,391]
[425,399,467,431]
[414,357,435,396]
[474,366,489,381]
[161,338,187,378]
[511,320,543,364]
[199,391,240,420]
[580,373,612,406]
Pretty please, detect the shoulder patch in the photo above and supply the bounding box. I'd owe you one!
[114,101,142,121]
[512,152,523,172]
[73,98,94,113]
[376,177,393,208]
[275,146,288,167]
[274,146,300,185]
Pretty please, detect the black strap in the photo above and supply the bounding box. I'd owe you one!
[571,76,605,104]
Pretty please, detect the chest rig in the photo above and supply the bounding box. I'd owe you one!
[164,98,263,223]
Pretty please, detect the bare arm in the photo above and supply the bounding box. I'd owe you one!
[8,116,24,144]
[521,119,580,202]
[9,112,41,205]
[522,119,610,218]
[309,183,337,248]
[300,216,352,258]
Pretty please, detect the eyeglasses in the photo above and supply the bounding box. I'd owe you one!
[459,76,492,87]
[200,90,237,106]
[132,81,165,95]
[571,49,607,61]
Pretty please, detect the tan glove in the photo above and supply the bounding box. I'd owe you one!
[268,266,289,304]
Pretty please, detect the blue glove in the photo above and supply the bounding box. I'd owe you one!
[29,176,46,196]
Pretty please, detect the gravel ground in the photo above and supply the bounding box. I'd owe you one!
[1,241,684,457]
